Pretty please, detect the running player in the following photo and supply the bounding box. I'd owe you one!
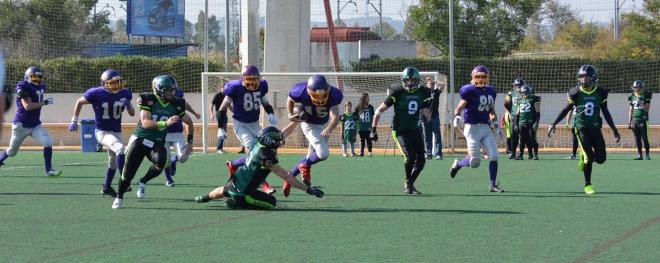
[371,67,431,194]
[548,64,620,195]
[0,66,60,177]
[449,65,503,192]
[69,69,135,197]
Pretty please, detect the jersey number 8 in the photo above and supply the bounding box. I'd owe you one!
[584,102,595,116]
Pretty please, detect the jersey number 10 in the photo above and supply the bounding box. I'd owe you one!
[101,101,124,119]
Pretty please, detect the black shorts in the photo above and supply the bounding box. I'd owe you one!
[223,179,276,210]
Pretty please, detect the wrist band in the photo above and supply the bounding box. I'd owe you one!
[157,121,167,130]
[187,135,194,144]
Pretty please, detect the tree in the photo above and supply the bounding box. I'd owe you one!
[407,0,545,58]
[194,11,223,50]
[113,19,128,43]
[614,1,659,59]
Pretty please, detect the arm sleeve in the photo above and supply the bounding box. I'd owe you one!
[384,86,399,107]
[177,99,187,116]
[258,148,279,167]
[600,88,610,104]
[421,89,432,108]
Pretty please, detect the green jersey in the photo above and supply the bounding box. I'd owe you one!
[568,86,609,128]
[384,84,431,132]
[340,112,358,132]
[508,90,520,114]
[358,104,375,131]
[231,143,278,196]
[628,92,652,122]
[134,93,186,144]
[517,95,541,125]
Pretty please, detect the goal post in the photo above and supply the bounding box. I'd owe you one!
[200,71,449,154]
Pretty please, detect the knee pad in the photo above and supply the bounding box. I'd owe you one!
[178,152,189,163]
[469,157,481,168]
[6,147,18,157]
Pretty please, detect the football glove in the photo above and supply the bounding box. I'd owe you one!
[268,113,277,126]
[452,115,463,128]
[68,121,78,132]
[43,97,54,105]
[306,186,324,198]
[613,128,621,142]
[369,129,378,141]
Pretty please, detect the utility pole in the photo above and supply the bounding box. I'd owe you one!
[336,0,357,26]
[366,0,383,38]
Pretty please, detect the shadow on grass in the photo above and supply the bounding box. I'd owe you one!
[502,191,660,196]
[0,192,97,196]
[126,205,523,214]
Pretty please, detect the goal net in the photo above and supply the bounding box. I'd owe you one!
[200,72,448,153]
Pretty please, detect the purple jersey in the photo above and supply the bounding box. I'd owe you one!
[459,84,496,125]
[288,82,343,125]
[224,79,268,123]
[13,80,45,128]
[84,87,133,133]
[167,88,186,133]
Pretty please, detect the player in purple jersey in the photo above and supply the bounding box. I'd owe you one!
[163,78,201,186]
[449,65,503,192]
[280,75,343,197]
[0,66,61,177]
[69,69,135,197]
[219,65,278,194]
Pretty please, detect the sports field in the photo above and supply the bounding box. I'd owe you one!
[1,151,659,262]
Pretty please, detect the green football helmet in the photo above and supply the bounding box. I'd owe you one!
[257,126,284,149]
[152,75,177,102]
[401,67,421,91]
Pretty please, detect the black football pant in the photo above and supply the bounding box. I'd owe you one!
[117,137,169,198]
[358,130,373,155]
[632,121,650,157]
[510,126,520,156]
[393,129,426,186]
[519,124,538,157]
[223,179,276,209]
[575,127,607,185]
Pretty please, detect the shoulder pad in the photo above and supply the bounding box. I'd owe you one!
[567,87,579,97]
[388,83,404,96]
[288,82,306,99]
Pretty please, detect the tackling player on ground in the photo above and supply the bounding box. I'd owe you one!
[371,67,431,194]
[112,75,194,209]
[449,65,503,192]
[282,75,343,197]
[194,126,324,209]
[69,69,135,197]
[219,65,277,194]
[0,66,60,177]
[627,80,651,160]
[548,65,620,195]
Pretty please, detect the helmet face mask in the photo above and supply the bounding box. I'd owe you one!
[401,67,421,91]
[25,66,44,85]
[307,75,330,106]
[101,69,124,93]
[632,80,644,93]
[471,65,490,88]
[241,65,261,91]
[152,75,177,102]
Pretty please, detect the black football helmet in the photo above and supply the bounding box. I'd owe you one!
[577,65,598,87]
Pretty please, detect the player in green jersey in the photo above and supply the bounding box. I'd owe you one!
[504,78,524,159]
[371,67,431,194]
[340,101,358,157]
[356,93,375,156]
[112,75,195,209]
[627,80,652,160]
[548,65,620,195]
[194,126,324,209]
[513,85,541,160]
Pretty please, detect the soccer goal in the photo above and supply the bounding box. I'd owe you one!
[200,72,449,154]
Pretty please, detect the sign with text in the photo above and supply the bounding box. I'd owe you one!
[127,0,185,38]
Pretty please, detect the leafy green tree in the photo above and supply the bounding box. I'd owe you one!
[407,0,544,58]
[194,11,223,50]
[614,1,659,59]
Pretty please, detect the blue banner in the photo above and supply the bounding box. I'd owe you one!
[127,0,185,38]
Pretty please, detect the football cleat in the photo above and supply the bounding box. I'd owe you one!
[410,185,422,195]
[533,155,539,160]
[194,195,209,203]
[165,181,175,187]
[261,181,276,195]
[634,155,643,160]
[566,155,576,160]
[226,160,237,177]
[137,182,146,199]
[46,170,62,178]
[508,154,516,160]
[435,155,443,160]
[282,181,292,197]
[102,186,118,198]
[528,154,534,160]
[489,185,504,193]
[403,181,412,194]
[298,163,312,186]
[449,159,460,178]
[584,185,595,195]
[112,198,123,209]
[515,155,523,160]
[216,149,225,154]
[646,154,651,160]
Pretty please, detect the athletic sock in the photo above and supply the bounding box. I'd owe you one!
[164,166,173,182]
[230,156,247,167]
[342,143,347,155]
[489,161,498,187]
[104,168,116,189]
[350,142,355,154]
[584,162,593,185]
[290,158,306,177]
[457,156,470,168]
[44,147,53,171]
[0,150,8,164]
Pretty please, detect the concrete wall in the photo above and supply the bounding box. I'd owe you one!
[311,42,358,71]
[240,0,261,67]
[358,40,417,59]
[263,0,311,72]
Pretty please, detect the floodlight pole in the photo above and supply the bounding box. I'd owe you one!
[366,0,383,37]
[448,0,456,151]
[225,0,230,70]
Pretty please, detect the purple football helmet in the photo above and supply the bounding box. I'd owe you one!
[471,65,490,88]
[24,66,44,85]
[241,64,261,91]
[101,69,124,93]
[307,75,330,106]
